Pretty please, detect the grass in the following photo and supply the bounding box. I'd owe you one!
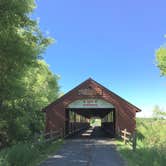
[0,139,63,166]
[31,139,63,166]
[115,118,166,166]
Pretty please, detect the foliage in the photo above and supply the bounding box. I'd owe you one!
[0,0,59,147]
[152,105,166,119]
[7,143,38,166]
[90,118,101,127]
[0,139,63,166]
[116,118,166,166]
[156,38,166,76]
[0,0,52,102]
[31,139,63,166]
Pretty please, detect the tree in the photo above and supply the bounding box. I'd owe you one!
[156,37,166,76]
[0,0,59,147]
[152,105,166,120]
[5,61,60,143]
[0,0,52,105]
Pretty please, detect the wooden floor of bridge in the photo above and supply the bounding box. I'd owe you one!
[69,126,111,139]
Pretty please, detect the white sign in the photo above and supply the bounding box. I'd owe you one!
[68,99,114,108]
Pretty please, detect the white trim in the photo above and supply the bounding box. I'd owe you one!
[67,99,114,109]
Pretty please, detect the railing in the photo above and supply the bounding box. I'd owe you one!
[66,126,88,137]
[44,129,63,142]
[34,126,89,143]
[34,128,64,144]
[121,129,137,151]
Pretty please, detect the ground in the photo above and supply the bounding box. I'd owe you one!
[39,127,125,166]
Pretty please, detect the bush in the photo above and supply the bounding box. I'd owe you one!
[7,143,39,166]
[0,148,8,166]
[116,118,166,166]
[0,139,63,166]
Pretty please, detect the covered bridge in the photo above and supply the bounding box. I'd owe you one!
[43,78,141,137]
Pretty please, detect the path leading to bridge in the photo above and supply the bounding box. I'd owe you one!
[39,127,126,166]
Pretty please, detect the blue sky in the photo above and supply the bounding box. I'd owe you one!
[34,0,166,117]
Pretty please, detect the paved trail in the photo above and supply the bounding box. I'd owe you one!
[39,127,125,166]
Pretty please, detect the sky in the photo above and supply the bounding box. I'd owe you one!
[34,0,166,117]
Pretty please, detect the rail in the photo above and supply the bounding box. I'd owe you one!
[66,126,88,137]
[34,128,64,144]
[34,126,89,143]
[120,129,137,151]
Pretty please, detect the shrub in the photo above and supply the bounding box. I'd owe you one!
[116,118,166,166]
[7,143,39,166]
[0,148,8,166]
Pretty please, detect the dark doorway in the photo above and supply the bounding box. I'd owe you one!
[65,108,116,138]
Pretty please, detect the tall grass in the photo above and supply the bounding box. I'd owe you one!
[116,118,166,166]
[0,139,63,166]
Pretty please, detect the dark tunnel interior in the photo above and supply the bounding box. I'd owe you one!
[65,108,116,138]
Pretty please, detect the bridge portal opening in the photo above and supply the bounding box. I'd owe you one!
[64,99,116,138]
[65,107,116,138]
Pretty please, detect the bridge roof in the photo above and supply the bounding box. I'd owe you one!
[43,78,141,113]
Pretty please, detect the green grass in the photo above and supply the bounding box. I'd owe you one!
[115,118,166,166]
[31,139,63,166]
[0,139,63,166]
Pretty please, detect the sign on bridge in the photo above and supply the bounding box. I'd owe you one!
[68,99,114,109]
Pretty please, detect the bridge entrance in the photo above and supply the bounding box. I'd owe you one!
[65,99,116,138]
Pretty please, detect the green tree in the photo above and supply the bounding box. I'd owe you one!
[0,0,52,105]
[152,105,166,120]
[0,0,59,147]
[156,37,166,76]
[5,61,60,143]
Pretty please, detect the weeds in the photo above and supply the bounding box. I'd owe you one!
[116,118,166,166]
[0,139,63,166]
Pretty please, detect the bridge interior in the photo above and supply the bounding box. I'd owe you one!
[65,108,116,138]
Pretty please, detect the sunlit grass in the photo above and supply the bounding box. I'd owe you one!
[116,118,166,166]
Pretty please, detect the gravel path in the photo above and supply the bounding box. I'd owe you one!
[39,127,126,166]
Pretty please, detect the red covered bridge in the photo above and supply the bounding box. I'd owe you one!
[42,78,141,137]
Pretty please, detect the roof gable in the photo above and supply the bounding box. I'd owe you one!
[43,78,141,112]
